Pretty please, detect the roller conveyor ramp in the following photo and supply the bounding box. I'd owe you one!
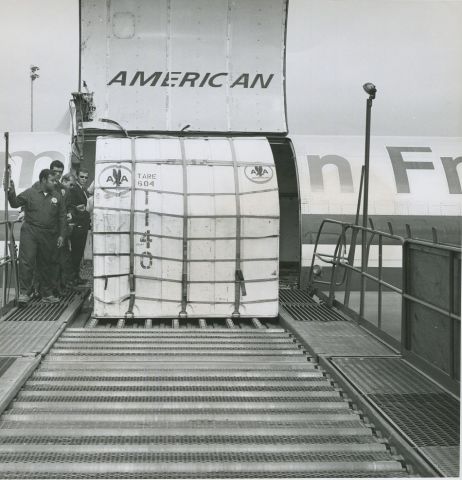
[0,298,411,479]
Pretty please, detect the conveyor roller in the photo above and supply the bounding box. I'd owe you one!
[0,327,408,478]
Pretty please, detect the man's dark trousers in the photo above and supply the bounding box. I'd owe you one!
[56,240,74,288]
[70,225,88,280]
[19,222,57,297]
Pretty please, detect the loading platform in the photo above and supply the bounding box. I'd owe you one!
[0,287,457,478]
[279,290,460,477]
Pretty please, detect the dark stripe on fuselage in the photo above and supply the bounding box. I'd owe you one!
[302,214,461,246]
[2,212,459,246]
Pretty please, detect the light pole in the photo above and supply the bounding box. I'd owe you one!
[359,82,377,319]
[30,66,40,131]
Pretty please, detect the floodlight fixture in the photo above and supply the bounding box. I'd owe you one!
[29,65,40,131]
[363,82,377,99]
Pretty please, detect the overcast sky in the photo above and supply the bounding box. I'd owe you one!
[0,0,78,133]
[1,0,461,136]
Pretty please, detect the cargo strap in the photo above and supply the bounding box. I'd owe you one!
[96,295,278,305]
[93,274,130,290]
[126,138,137,318]
[179,138,188,318]
[94,252,278,262]
[235,269,246,296]
[230,139,244,318]
[94,205,278,219]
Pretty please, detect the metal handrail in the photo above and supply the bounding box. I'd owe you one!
[308,219,348,286]
[309,219,461,323]
[0,219,20,309]
[308,218,461,387]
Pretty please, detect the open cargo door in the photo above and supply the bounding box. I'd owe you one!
[80,0,287,133]
[93,136,279,318]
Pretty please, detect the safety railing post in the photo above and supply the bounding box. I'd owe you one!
[343,228,358,308]
[8,222,19,303]
[359,231,366,320]
[378,235,383,330]
[448,250,455,380]
[327,234,343,307]
[401,241,408,354]
[3,133,9,307]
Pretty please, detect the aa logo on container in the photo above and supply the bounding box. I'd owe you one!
[98,165,131,197]
[244,165,274,184]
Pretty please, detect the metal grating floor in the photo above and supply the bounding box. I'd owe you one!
[0,358,16,379]
[0,292,86,355]
[280,320,397,357]
[368,393,459,447]
[279,290,319,305]
[279,290,347,322]
[0,328,408,478]
[0,472,410,479]
[419,446,460,477]
[0,434,381,445]
[329,357,443,395]
[0,322,67,356]
[331,357,460,477]
[3,292,81,322]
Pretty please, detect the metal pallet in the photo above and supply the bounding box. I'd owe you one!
[0,327,407,478]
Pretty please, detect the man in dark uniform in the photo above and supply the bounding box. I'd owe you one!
[69,168,91,284]
[50,160,74,291]
[6,169,65,304]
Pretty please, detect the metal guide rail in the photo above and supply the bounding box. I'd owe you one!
[0,324,408,478]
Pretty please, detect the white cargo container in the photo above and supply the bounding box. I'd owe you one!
[93,136,279,318]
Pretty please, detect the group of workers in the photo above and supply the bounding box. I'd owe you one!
[5,161,92,304]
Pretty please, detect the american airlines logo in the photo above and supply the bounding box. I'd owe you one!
[98,164,132,197]
[106,168,129,187]
[108,71,275,89]
[245,165,274,184]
